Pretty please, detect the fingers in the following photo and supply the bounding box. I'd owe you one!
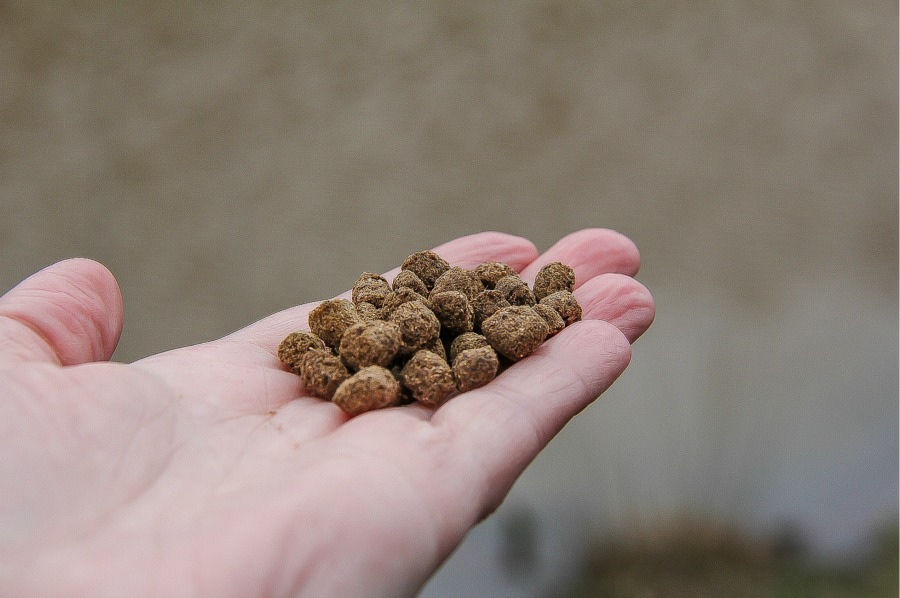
[576,273,655,342]
[516,227,650,341]
[418,228,651,523]
[0,259,124,366]
[226,228,643,350]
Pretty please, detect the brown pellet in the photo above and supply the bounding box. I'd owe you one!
[391,269,429,296]
[452,346,499,392]
[400,350,456,407]
[351,272,391,307]
[481,305,549,361]
[494,275,536,307]
[401,251,450,290]
[308,299,363,349]
[338,320,402,370]
[449,332,490,363]
[532,303,566,337]
[429,290,474,335]
[430,266,485,300]
[474,261,518,289]
[388,300,441,355]
[332,365,401,415]
[380,287,430,319]
[298,348,351,399]
[471,289,511,329]
[533,262,576,301]
[277,331,326,369]
[540,290,582,325]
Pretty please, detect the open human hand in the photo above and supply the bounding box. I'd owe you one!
[0,229,654,597]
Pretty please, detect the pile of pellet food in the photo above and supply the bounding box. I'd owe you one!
[277,251,582,415]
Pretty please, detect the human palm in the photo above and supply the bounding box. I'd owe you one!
[0,230,654,597]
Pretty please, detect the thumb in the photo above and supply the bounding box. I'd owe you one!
[0,259,124,365]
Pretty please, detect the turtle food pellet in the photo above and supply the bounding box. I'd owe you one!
[430,266,484,300]
[449,332,490,363]
[532,303,566,337]
[380,287,430,319]
[400,350,456,407]
[429,290,474,335]
[332,366,401,415]
[297,348,351,399]
[453,345,499,392]
[474,261,518,288]
[533,262,576,301]
[494,275,536,307]
[278,251,582,415]
[308,299,362,348]
[401,250,449,290]
[471,289,511,329]
[388,300,441,355]
[352,272,391,307]
[277,331,326,370]
[338,320,402,369]
[539,290,582,325]
[481,305,549,361]
[391,269,429,296]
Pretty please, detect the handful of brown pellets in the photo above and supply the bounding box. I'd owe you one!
[277,251,582,415]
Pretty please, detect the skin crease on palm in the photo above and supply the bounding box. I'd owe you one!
[0,229,654,598]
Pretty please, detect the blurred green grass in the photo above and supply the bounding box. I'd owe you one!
[554,522,898,598]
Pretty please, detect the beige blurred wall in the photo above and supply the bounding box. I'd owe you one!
[1,0,896,579]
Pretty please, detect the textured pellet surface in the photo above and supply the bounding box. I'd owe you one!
[279,253,581,415]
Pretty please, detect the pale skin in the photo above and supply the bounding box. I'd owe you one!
[0,229,654,597]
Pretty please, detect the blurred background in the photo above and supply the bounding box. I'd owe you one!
[1,1,896,595]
